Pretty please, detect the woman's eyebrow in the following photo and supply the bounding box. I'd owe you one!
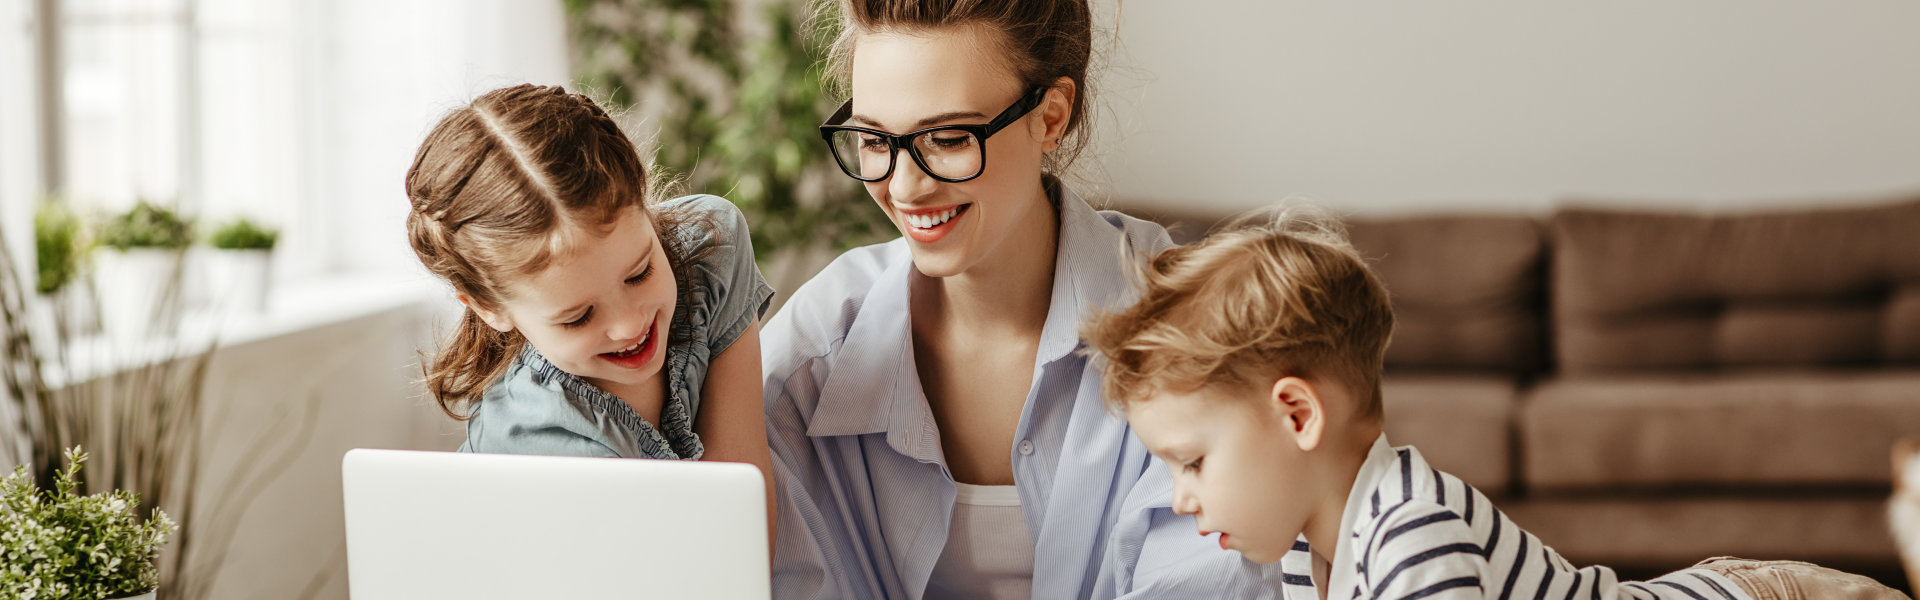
[852,110,989,131]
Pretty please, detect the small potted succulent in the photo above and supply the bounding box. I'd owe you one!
[204,217,279,314]
[0,447,178,600]
[93,200,193,342]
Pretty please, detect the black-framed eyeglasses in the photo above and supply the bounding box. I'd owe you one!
[819,86,1048,183]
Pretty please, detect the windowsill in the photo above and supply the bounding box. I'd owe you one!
[42,270,452,387]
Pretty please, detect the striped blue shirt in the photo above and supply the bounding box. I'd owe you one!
[761,186,1306,600]
[1316,436,1753,600]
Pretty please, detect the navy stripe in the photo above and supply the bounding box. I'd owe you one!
[1494,532,1528,600]
[1361,501,1418,574]
[1283,573,1314,587]
[1294,539,1312,553]
[1371,543,1485,595]
[1480,508,1503,557]
[1389,576,1480,600]
[1651,580,1710,600]
[1531,545,1555,600]
[1431,466,1446,505]
[1398,449,1413,502]
[1688,572,1736,599]
[1462,489,1476,526]
[1561,571,1583,600]
[1380,510,1460,548]
[1372,488,1382,518]
[1621,583,1656,600]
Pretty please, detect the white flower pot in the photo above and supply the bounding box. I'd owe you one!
[107,590,156,600]
[205,248,272,315]
[93,248,185,343]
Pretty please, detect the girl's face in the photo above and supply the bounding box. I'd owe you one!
[848,28,1067,278]
[471,207,677,394]
[1125,383,1321,565]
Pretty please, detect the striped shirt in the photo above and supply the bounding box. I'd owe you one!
[1307,435,1753,600]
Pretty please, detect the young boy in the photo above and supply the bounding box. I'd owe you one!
[1081,208,1907,600]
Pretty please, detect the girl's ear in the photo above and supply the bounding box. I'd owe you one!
[1037,76,1077,152]
[1269,377,1326,452]
[459,295,515,333]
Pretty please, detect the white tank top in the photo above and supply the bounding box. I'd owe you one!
[924,483,1035,600]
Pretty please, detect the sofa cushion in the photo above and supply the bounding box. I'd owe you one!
[1381,374,1518,495]
[1349,218,1548,374]
[1551,198,1920,374]
[1521,371,1920,490]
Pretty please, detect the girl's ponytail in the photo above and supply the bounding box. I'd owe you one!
[424,309,523,420]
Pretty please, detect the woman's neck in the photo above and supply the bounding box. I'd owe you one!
[913,182,1060,337]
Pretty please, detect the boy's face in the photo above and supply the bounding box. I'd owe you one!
[1127,382,1318,564]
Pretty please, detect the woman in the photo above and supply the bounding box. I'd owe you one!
[761,1,1302,598]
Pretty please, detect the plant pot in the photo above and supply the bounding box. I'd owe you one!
[93,247,186,343]
[205,248,272,315]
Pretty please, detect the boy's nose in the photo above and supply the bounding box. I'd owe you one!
[1171,487,1200,516]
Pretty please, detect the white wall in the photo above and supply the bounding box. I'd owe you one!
[1091,2,1920,216]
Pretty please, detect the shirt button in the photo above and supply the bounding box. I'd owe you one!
[1018,440,1035,456]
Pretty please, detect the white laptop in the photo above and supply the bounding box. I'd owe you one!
[341,449,769,599]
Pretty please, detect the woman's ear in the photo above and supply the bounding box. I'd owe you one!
[459,295,515,333]
[1037,76,1077,152]
[1269,377,1326,452]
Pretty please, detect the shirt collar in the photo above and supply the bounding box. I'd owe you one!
[1034,184,1146,364]
[1327,433,1398,595]
[803,183,1154,439]
[805,253,917,439]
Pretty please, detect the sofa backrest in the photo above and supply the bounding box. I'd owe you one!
[1347,217,1549,374]
[1550,198,1920,374]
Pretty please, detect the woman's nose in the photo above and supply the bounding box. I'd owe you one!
[887,147,938,201]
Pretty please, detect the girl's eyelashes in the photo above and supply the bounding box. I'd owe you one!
[561,308,593,329]
[625,264,654,285]
[558,264,653,329]
[1183,457,1204,474]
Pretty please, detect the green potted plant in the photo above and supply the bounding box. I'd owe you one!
[204,217,279,314]
[33,201,91,349]
[1,447,179,600]
[92,200,193,342]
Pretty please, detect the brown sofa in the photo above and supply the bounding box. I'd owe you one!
[1143,196,1920,581]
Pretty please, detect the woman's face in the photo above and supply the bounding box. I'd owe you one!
[848,28,1067,278]
[471,206,677,395]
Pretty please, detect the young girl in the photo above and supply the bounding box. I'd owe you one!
[762,1,1290,598]
[403,84,774,522]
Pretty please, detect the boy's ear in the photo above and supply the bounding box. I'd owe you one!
[459,295,515,333]
[1270,376,1326,452]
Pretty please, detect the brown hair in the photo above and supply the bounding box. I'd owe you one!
[1082,206,1396,418]
[820,0,1096,173]
[404,84,708,420]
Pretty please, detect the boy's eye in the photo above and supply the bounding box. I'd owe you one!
[561,308,593,329]
[624,264,654,285]
[1183,457,1204,474]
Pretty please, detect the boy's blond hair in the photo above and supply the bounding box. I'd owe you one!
[1083,206,1395,417]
